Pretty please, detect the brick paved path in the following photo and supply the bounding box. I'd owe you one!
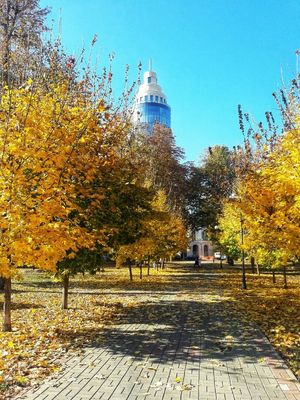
[18,268,300,400]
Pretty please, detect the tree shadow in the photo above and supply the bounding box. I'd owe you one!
[0,301,44,310]
[14,280,62,290]
[11,263,299,376]
[13,264,222,294]
[54,296,285,370]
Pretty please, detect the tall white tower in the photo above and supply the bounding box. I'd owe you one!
[133,61,171,130]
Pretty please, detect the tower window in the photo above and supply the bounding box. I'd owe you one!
[145,95,148,102]
[155,95,158,102]
[140,97,142,102]
[147,77,151,83]
[150,95,153,102]
[160,97,163,103]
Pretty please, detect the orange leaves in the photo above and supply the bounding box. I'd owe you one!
[0,258,10,279]
[213,269,300,376]
[0,269,130,398]
[220,118,300,266]
[0,80,125,280]
[116,189,187,264]
[0,264,298,398]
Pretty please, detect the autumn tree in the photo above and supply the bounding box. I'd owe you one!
[56,126,155,306]
[143,124,189,215]
[220,75,300,288]
[144,190,187,260]
[0,62,132,330]
[0,0,50,291]
[185,145,236,231]
[58,246,105,309]
[116,190,187,278]
[236,129,300,287]
[119,123,189,266]
[0,0,49,87]
[216,201,242,265]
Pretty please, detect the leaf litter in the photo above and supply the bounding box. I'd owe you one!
[0,264,299,399]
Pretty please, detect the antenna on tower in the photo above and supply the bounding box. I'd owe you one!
[149,58,152,71]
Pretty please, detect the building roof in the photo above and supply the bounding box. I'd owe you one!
[135,67,168,105]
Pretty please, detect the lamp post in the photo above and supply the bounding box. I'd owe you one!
[214,225,223,269]
[240,213,247,290]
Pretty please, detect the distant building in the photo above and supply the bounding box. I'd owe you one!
[186,229,214,259]
[133,61,171,130]
[134,63,214,261]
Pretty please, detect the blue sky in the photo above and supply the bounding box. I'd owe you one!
[40,0,300,163]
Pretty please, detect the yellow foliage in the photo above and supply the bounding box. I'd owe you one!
[0,82,126,278]
[117,190,187,264]
[223,114,300,267]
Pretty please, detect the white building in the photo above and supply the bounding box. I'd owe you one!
[186,229,214,259]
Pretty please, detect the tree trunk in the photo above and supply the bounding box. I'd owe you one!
[62,274,69,310]
[241,249,247,290]
[220,259,223,269]
[227,256,234,266]
[256,263,260,275]
[3,278,12,332]
[139,263,142,280]
[128,262,133,281]
[250,257,255,274]
[162,259,165,269]
[0,278,5,291]
[3,3,11,88]
[147,256,150,276]
[283,265,288,289]
[272,270,276,284]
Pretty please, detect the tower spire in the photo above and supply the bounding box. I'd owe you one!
[133,62,171,130]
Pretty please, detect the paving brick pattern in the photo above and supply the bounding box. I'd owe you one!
[18,269,300,400]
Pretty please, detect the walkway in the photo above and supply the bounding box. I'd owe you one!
[18,268,300,400]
